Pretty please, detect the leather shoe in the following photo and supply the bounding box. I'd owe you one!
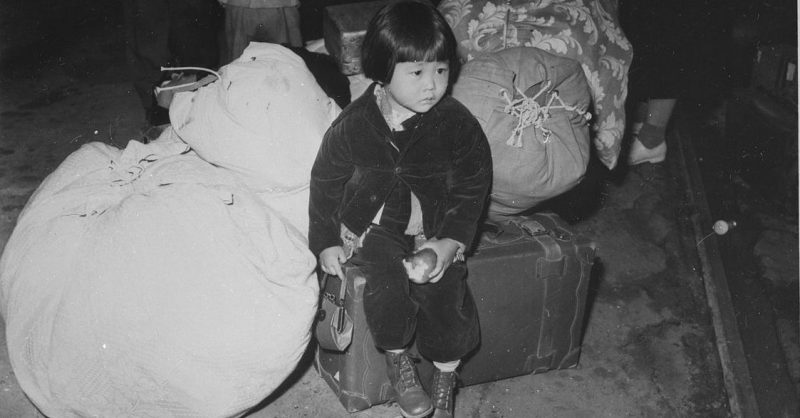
[431,369,457,418]
[628,137,667,165]
[385,351,433,418]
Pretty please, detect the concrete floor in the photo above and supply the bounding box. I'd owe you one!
[0,3,794,417]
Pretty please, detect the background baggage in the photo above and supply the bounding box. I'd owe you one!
[437,0,631,170]
[322,0,393,75]
[0,133,319,417]
[315,212,597,411]
[451,47,592,218]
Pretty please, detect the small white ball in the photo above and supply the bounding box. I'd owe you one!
[713,220,733,235]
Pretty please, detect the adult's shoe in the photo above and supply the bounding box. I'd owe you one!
[628,137,667,165]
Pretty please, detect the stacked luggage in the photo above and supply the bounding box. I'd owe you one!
[316,213,597,412]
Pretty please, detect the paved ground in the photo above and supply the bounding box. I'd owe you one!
[0,3,795,417]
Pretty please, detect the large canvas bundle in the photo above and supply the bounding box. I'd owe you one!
[452,47,592,217]
[170,42,341,234]
[0,133,318,417]
[439,0,631,169]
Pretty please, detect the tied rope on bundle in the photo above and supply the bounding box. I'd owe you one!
[501,80,591,147]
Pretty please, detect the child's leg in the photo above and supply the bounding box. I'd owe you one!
[351,225,432,418]
[411,262,479,361]
[353,226,418,349]
[411,263,480,418]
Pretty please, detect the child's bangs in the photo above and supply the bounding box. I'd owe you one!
[395,32,450,64]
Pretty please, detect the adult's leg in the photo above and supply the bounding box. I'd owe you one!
[166,0,222,71]
[621,0,682,165]
[628,97,674,164]
[638,98,677,148]
[123,0,171,125]
[224,5,303,64]
[223,5,250,65]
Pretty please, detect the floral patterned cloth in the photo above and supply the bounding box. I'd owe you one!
[438,0,632,169]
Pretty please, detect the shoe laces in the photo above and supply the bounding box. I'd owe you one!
[389,353,422,391]
[432,370,457,409]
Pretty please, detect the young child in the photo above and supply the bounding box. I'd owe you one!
[308,2,492,417]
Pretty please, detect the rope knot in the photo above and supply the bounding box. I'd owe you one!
[500,80,591,148]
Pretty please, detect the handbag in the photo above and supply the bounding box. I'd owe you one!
[315,272,354,351]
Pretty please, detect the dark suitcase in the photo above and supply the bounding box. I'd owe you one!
[322,0,395,75]
[315,212,597,412]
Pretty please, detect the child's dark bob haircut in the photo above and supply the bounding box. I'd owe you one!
[361,1,460,85]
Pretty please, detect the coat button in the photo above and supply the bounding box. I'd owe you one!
[370,194,377,202]
[394,167,401,174]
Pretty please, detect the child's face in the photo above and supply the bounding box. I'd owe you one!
[385,61,449,114]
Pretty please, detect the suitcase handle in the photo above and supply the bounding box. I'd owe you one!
[478,215,573,247]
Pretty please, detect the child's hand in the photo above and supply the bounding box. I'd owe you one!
[418,238,462,283]
[319,246,347,279]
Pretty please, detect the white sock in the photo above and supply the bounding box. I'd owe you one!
[433,360,460,373]
[387,348,405,354]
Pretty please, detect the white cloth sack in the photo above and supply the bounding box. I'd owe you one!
[170,42,341,234]
[0,132,318,417]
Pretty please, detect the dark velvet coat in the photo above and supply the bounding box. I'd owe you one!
[308,83,492,256]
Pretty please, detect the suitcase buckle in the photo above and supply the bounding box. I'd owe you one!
[513,218,547,236]
[512,218,573,241]
[550,228,571,241]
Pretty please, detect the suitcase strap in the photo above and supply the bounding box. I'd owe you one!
[507,217,569,275]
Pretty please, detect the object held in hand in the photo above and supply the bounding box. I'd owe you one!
[403,248,437,284]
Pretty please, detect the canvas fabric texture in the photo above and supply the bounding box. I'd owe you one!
[0,131,318,417]
[438,0,631,169]
[170,42,341,235]
[452,46,592,216]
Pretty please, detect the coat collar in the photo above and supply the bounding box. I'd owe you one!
[351,82,440,136]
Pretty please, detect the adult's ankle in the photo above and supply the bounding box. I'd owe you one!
[637,123,667,149]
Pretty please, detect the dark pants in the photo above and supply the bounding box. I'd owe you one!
[123,0,222,124]
[351,224,480,363]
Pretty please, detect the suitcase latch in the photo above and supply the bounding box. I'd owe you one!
[515,219,547,236]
